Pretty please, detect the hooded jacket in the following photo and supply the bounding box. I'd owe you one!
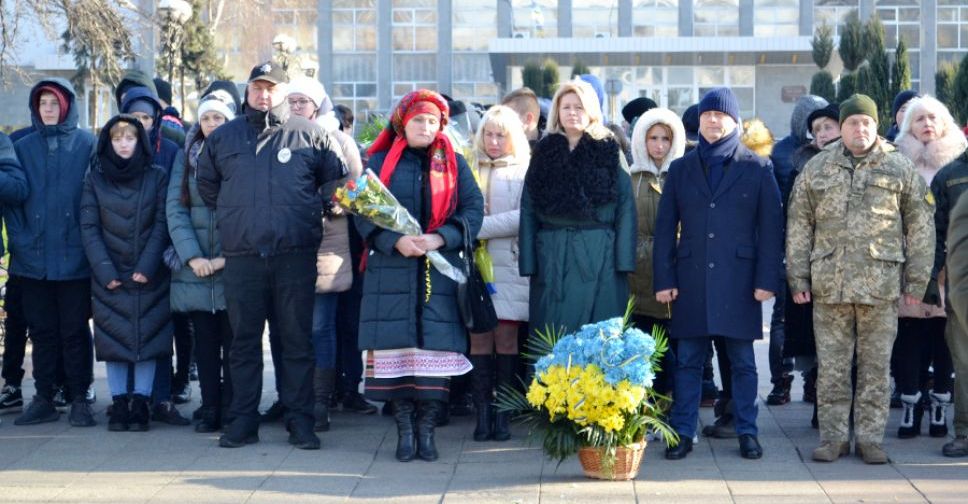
[115,70,186,146]
[197,101,347,257]
[628,108,685,318]
[8,78,95,281]
[80,115,172,362]
[771,95,828,210]
[120,87,182,173]
[0,133,28,257]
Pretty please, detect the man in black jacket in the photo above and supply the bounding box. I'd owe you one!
[197,62,346,450]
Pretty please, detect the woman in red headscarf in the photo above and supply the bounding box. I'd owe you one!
[356,90,484,463]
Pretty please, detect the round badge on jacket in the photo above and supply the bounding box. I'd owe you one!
[277,148,292,163]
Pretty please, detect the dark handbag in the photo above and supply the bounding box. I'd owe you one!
[456,216,499,333]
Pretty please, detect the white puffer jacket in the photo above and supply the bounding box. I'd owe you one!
[476,155,530,322]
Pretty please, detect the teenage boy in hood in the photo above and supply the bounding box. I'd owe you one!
[115,69,186,146]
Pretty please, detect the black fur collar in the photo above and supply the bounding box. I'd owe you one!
[525,133,619,219]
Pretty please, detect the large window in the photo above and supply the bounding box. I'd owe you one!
[939,0,968,50]
[632,0,678,37]
[572,0,619,39]
[332,0,378,127]
[876,0,921,87]
[453,0,499,104]
[813,0,859,37]
[511,0,557,38]
[755,0,799,37]
[392,0,437,52]
[694,0,739,37]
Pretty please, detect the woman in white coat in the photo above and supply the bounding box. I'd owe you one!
[469,105,531,442]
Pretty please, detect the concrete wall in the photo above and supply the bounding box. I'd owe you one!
[754,65,819,135]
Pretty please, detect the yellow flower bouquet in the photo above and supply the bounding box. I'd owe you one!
[497,300,677,478]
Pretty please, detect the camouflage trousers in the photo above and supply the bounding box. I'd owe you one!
[945,306,968,437]
[813,302,897,444]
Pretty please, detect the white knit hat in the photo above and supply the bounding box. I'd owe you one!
[288,76,334,115]
[197,90,236,121]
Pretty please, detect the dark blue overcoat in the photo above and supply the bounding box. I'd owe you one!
[652,144,783,340]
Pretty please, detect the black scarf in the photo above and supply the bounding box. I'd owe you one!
[524,133,619,220]
[97,115,152,183]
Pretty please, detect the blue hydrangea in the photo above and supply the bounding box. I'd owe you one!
[535,318,659,387]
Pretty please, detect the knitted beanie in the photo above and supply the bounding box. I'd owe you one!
[153,78,173,104]
[891,90,919,124]
[839,94,878,125]
[698,87,740,123]
[197,91,236,122]
[621,97,657,124]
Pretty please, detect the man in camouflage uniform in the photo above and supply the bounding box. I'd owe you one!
[786,95,935,464]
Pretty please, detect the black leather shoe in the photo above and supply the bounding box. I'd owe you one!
[287,419,321,450]
[219,421,259,448]
[739,434,762,459]
[665,436,693,460]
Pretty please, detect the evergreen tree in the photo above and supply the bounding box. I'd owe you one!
[812,22,834,70]
[571,59,591,78]
[953,54,968,126]
[180,0,230,106]
[837,73,857,103]
[936,61,959,110]
[523,61,544,97]
[839,14,865,72]
[541,59,560,99]
[863,16,892,131]
[811,70,836,103]
[891,38,912,99]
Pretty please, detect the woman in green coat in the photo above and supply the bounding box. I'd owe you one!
[519,80,637,340]
[627,107,686,396]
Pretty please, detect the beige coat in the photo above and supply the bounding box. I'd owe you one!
[316,128,363,293]
[477,155,530,321]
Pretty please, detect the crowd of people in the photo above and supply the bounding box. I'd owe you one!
[0,63,967,467]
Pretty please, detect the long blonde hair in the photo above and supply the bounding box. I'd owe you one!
[545,79,612,141]
[474,105,531,165]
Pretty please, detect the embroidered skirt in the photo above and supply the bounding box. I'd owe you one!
[364,348,472,401]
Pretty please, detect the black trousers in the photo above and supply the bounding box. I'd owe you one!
[172,313,193,388]
[335,272,364,395]
[20,278,92,400]
[2,275,28,386]
[895,317,953,396]
[190,310,233,409]
[223,253,316,426]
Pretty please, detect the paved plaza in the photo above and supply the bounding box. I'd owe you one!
[0,333,966,504]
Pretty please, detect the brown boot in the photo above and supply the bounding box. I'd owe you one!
[856,442,889,464]
[812,440,850,462]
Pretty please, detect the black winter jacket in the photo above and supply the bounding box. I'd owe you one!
[197,103,346,257]
[931,151,968,278]
[356,148,484,353]
[81,116,172,363]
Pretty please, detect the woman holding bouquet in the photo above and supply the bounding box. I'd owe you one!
[357,89,484,462]
[468,105,531,442]
[519,79,637,345]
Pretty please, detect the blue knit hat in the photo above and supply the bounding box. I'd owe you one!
[682,104,700,142]
[699,87,740,123]
[578,74,605,111]
[891,90,919,125]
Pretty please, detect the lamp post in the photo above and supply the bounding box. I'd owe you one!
[157,0,193,84]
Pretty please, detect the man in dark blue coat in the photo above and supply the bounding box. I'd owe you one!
[5,78,96,427]
[654,87,783,460]
[198,62,346,450]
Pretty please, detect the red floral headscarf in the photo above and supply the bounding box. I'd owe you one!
[368,89,457,232]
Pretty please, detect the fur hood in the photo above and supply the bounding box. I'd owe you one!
[741,118,775,157]
[630,107,686,175]
[896,96,968,176]
[789,95,828,143]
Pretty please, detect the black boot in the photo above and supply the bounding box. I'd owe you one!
[129,394,150,432]
[195,406,220,433]
[493,354,516,441]
[392,399,416,462]
[469,355,494,442]
[766,374,793,405]
[417,400,442,461]
[897,392,924,438]
[803,367,817,404]
[314,368,336,432]
[811,401,818,429]
[108,395,130,432]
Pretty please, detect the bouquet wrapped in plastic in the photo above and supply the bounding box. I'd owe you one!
[333,169,466,285]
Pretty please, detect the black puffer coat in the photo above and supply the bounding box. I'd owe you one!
[80,115,172,363]
[356,148,484,353]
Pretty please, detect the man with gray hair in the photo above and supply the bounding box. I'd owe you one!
[198,61,346,450]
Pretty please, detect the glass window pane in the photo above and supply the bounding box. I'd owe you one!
[667,67,693,85]
[899,26,920,49]
[697,67,725,86]
[333,27,355,51]
[356,84,377,97]
[730,67,755,86]
[392,28,413,51]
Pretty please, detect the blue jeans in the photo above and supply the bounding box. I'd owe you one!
[106,361,156,397]
[671,337,759,438]
[311,293,339,369]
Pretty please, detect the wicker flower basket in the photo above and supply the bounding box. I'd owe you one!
[577,441,647,480]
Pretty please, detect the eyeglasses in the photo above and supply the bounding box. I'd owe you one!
[288,98,313,108]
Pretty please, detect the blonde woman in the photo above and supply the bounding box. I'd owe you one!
[519,79,637,345]
[468,105,530,442]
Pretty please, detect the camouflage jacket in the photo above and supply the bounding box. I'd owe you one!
[786,138,935,305]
